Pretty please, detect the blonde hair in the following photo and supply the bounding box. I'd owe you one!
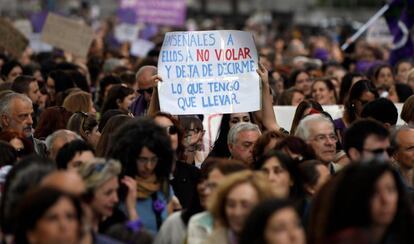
[78,158,121,193]
[208,170,274,228]
[63,91,92,113]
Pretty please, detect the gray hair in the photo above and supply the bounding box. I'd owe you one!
[0,92,32,117]
[390,125,414,151]
[295,114,333,140]
[227,122,261,145]
[135,65,157,81]
[78,158,121,192]
[45,129,82,151]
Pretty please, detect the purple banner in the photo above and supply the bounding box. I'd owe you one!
[118,0,186,27]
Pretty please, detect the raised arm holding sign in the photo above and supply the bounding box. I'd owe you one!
[157,30,261,115]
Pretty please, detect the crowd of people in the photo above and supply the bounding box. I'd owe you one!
[0,10,414,244]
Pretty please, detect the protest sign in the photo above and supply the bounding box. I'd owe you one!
[366,17,393,46]
[119,0,186,26]
[0,19,29,58]
[114,23,140,42]
[41,13,94,59]
[158,30,260,115]
[130,39,155,57]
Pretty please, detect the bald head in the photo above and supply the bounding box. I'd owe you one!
[136,65,157,89]
[41,170,86,196]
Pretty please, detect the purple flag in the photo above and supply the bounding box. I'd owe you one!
[384,0,414,65]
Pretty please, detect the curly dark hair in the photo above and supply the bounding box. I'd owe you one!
[107,117,174,194]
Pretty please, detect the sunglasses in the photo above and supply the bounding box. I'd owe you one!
[137,87,153,95]
[166,125,178,135]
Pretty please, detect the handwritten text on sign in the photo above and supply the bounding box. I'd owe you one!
[158,31,260,115]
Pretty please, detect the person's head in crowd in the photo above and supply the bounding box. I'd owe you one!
[152,112,184,155]
[343,119,390,162]
[107,117,173,191]
[373,63,394,90]
[406,68,414,91]
[277,87,305,106]
[98,109,128,133]
[361,98,398,128]
[0,155,56,235]
[253,130,288,161]
[401,95,414,125]
[136,65,157,103]
[101,84,135,115]
[97,74,122,107]
[240,199,305,244]
[338,72,365,104]
[290,99,323,134]
[289,69,312,96]
[208,171,274,239]
[343,79,378,124]
[0,130,34,158]
[179,115,205,161]
[96,114,133,157]
[270,70,285,93]
[22,63,44,83]
[67,112,100,149]
[105,223,153,244]
[47,70,76,105]
[275,136,316,162]
[63,90,96,115]
[394,59,412,83]
[395,83,413,102]
[45,129,81,160]
[0,141,18,167]
[41,170,86,196]
[0,92,34,138]
[14,187,82,244]
[311,78,337,105]
[298,160,330,197]
[66,69,90,93]
[228,122,261,167]
[34,106,73,139]
[209,112,254,158]
[1,60,23,82]
[310,162,414,244]
[329,76,341,97]
[120,71,139,94]
[390,126,414,186]
[56,139,95,170]
[295,114,337,164]
[255,150,303,199]
[11,75,41,105]
[200,158,248,209]
[78,158,121,226]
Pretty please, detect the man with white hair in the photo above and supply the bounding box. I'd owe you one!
[227,122,261,167]
[295,113,340,173]
[0,92,46,156]
[45,129,81,160]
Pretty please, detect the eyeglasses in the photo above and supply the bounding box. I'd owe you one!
[137,87,153,95]
[187,128,205,134]
[363,147,393,156]
[166,125,178,135]
[136,156,158,165]
[310,134,338,143]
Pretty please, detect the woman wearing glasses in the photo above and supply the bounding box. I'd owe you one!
[108,117,175,234]
[152,112,200,210]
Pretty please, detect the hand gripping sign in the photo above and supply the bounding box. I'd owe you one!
[158,30,260,115]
